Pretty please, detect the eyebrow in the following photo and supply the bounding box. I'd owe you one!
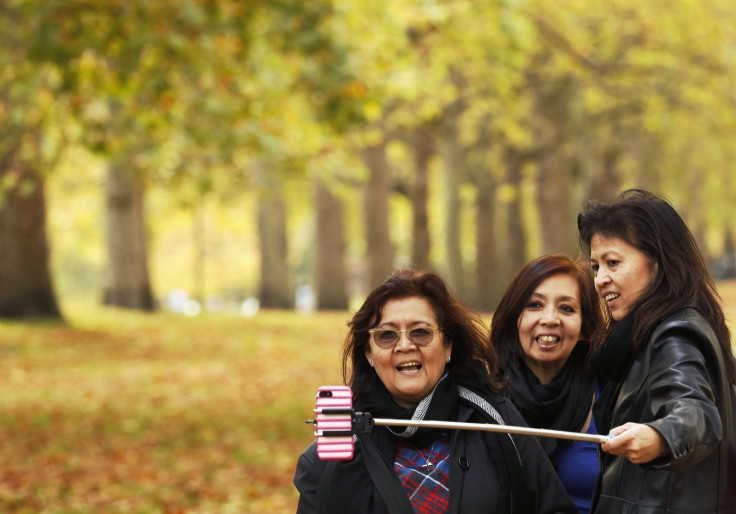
[558,296,579,303]
[530,292,579,303]
[591,250,620,261]
[376,320,433,328]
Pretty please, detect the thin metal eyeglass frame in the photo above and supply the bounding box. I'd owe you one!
[367,327,441,349]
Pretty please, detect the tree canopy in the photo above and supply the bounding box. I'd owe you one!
[1,0,735,314]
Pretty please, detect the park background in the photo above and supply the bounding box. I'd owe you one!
[1,0,735,512]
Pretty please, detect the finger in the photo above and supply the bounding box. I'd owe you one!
[607,428,626,438]
[605,431,626,446]
[601,434,618,450]
[608,422,634,436]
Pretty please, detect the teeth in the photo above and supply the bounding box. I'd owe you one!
[397,362,420,369]
[605,293,619,301]
[536,335,559,343]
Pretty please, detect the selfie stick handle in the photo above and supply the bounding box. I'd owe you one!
[372,417,610,444]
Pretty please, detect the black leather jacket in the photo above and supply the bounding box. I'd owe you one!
[594,307,736,513]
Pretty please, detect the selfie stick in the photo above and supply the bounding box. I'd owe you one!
[358,413,610,444]
[310,386,610,460]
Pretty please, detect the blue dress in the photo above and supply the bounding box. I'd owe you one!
[553,414,599,514]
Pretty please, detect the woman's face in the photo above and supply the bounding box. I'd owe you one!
[365,296,451,408]
[590,234,657,321]
[517,273,582,383]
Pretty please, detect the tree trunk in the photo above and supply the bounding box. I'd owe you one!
[315,180,348,310]
[468,113,500,311]
[411,128,433,271]
[191,196,206,303]
[360,141,394,289]
[257,186,293,309]
[532,72,579,256]
[636,133,666,195]
[536,150,578,256]
[587,144,624,203]
[716,229,736,279]
[439,120,466,296]
[104,164,155,310]
[474,172,501,312]
[0,161,61,319]
[500,146,527,281]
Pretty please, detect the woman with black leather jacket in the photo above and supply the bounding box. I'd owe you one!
[578,189,736,513]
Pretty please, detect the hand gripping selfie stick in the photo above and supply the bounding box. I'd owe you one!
[307,385,610,460]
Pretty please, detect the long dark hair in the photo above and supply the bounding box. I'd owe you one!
[342,269,503,402]
[491,254,604,378]
[578,189,736,384]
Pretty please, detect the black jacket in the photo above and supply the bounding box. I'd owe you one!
[594,307,736,513]
[294,390,576,514]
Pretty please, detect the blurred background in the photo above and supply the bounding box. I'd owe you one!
[2,0,736,317]
[1,0,735,512]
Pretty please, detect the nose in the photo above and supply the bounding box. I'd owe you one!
[395,330,416,350]
[594,268,611,291]
[541,306,560,325]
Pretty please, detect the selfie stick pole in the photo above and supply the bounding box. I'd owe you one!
[361,415,610,444]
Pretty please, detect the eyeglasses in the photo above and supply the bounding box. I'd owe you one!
[368,327,441,349]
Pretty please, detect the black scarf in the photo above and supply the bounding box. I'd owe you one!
[590,310,637,433]
[358,373,456,447]
[507,347,595,459]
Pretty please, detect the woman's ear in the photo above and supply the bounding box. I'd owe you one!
[365,349,374,367]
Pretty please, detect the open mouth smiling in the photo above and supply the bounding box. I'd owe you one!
[536,335,560,348]
[396,361,422,372]
[604,292,620,302]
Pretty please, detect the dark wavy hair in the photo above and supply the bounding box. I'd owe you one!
[342,269,503,403]
[491,254,604,379]
[578,188,736,384]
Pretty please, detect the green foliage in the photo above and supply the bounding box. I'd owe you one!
[266,0,367,131]
[6,0,736,307]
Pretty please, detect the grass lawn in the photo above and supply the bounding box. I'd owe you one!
[1,280,735,513]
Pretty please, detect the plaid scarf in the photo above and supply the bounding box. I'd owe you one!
[393,433,451,514]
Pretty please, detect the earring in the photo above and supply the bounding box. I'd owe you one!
[369,358,374,366]
[446,355,451,363]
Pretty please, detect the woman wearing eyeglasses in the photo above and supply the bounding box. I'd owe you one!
[294,269,577,513]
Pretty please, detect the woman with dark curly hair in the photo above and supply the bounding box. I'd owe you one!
[294,269,576,513]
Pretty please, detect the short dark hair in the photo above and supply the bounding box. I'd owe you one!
[491,254,604,378]
[577,188,735,384]
[342,269,503,402]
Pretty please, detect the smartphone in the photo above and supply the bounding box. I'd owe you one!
[314,385,354,460]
